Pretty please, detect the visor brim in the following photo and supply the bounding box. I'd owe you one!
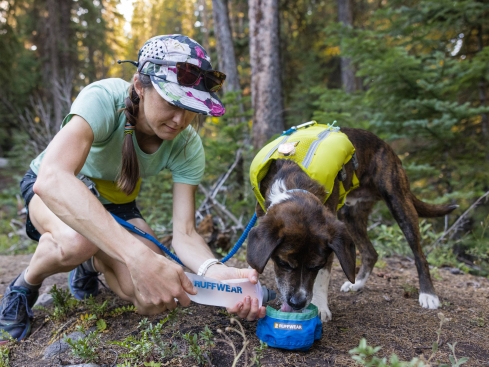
[150,75,226,117]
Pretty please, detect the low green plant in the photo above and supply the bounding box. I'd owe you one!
[443,342,469,367]
[350,338,425,366]
[0,345,10,367]
[182,325,214,366]
[84,296,109,318]
[111,317,174,363]
[96,318,107,331]
[370,220,440,259]
[0,183,35,255]
[109,304,137,317]
[0,330,14,345]
[461,214,489,276]
[401,283,418,299]
[36,285,78,321]
[250,341,268,367]
[66,325,102,363]
[469,316,485,327]
[430,267,443,281]
[426,247,462,270]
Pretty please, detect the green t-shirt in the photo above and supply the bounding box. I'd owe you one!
[30,78,205,204]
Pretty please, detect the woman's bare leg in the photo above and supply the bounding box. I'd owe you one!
[23,194,99,285]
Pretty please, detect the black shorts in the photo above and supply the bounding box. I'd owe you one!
[19,169,144,241]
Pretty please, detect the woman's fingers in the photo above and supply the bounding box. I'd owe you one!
[227,297,266,321]
[174,271,195,307]
[205,265,259,283]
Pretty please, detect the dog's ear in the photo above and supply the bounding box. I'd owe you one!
[328,223,356,283]
[247,224,282,274]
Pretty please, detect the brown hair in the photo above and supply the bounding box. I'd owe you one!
[117,73,152,194]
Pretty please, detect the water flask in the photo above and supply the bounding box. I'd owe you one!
[185,272,276,308]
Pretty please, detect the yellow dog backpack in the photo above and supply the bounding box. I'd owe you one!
[249,121,359,212]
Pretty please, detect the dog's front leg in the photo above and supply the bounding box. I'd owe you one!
[312,253,334,322]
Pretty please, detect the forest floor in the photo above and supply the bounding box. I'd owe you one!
[0,253,488,367]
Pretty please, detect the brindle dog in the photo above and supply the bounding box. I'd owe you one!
[247,127,457,322]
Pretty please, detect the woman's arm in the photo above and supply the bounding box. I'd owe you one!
[171,182,266,320]
[34,116,195,308]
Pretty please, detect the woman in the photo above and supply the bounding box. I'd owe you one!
[0,34,265,343]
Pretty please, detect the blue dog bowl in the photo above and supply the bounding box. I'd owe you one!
[256,303,323,351]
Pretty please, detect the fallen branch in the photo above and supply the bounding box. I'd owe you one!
[197,146,244,215]
[198,185,242,229]
[430,190,489,249]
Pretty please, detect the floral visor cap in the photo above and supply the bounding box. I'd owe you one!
[138,34,225,117]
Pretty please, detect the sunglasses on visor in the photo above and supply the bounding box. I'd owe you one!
[118,58,226,93]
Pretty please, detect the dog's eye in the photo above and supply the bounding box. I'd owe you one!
[308,265,324,272]
[275,258,294,270]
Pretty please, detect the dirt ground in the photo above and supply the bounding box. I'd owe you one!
[0,253,488,367]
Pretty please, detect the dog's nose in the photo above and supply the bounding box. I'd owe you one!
[288,296,307,310]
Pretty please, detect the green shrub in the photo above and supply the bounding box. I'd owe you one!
[66,325,102,363]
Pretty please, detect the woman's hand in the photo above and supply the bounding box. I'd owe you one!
[126,247,197,311]
[205,265,267,321]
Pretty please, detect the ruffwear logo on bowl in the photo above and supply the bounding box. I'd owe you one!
[273,322,303,330]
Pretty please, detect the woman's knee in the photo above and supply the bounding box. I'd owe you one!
[40,229,98,267]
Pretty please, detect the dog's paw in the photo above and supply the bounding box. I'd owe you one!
[340,280,364,292]
[419,293,440,309]
[319,306,332,322]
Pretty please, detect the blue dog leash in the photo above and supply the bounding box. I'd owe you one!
[111,212,257,267]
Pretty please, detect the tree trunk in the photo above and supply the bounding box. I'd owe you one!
[337,0,357,93]
[199,0,210,53]
[249,0,284,149]
[212,0,241,93]
[477,24,488,139]
[40,0,74,131]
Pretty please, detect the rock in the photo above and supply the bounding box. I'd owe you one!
[42,331,86,359]
[34,292,54,308]
[450,268,462,275]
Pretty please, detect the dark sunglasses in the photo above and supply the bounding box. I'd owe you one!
[118,58,226,93]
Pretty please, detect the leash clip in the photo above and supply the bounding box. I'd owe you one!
[296,120,317,129]
[282,120,317,136]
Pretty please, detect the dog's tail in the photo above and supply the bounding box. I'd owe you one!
[411,194,458,218]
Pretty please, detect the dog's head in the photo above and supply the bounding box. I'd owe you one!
[247,198,356,311]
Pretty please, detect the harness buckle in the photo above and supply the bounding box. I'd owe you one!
[338,166,347,181]
[352,152,359,170]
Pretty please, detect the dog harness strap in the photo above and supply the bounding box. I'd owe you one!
[197,258,223,276]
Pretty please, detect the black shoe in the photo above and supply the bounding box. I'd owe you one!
[68,264,100,300]
[0,277,38,344]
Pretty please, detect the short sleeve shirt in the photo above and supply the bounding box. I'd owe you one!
[30,78,205,203]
